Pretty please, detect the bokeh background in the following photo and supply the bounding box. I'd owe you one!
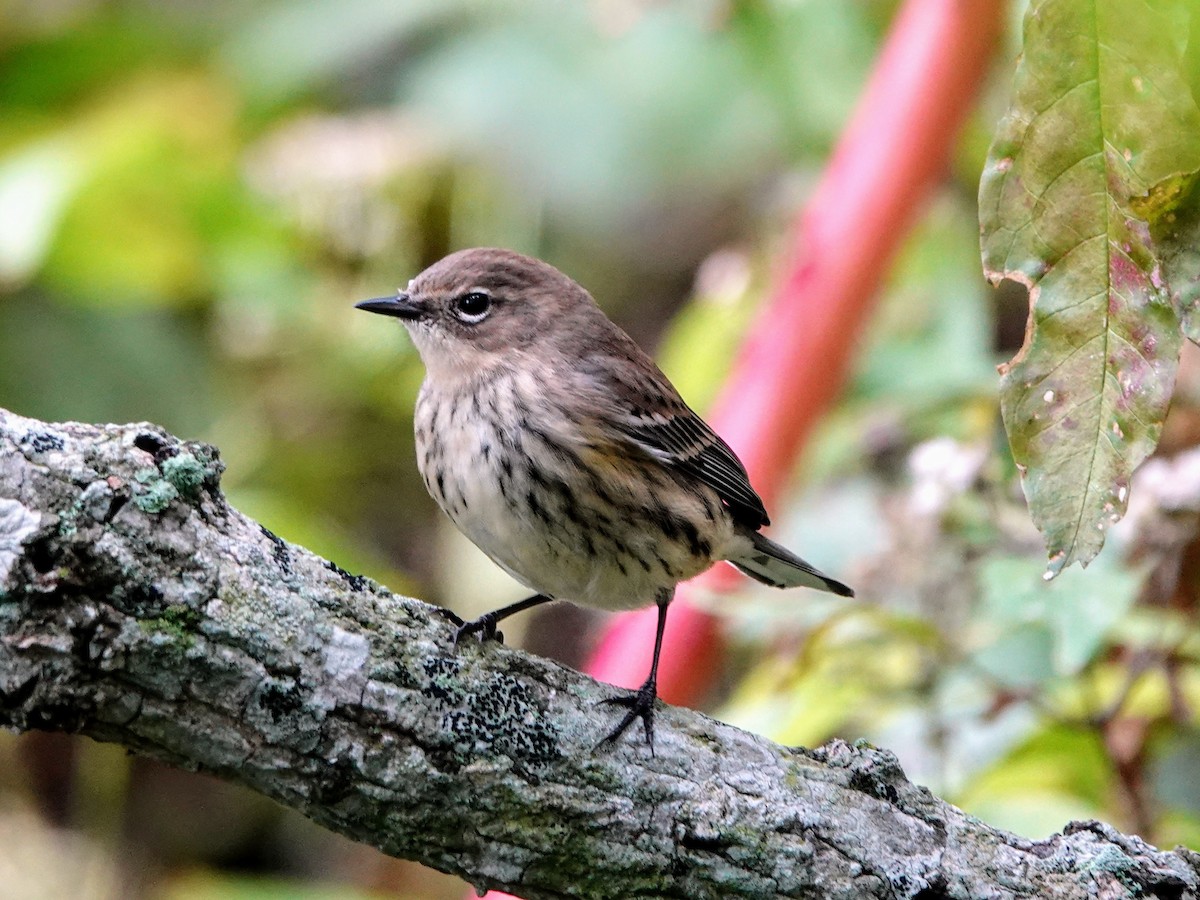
[4,1,1200,898]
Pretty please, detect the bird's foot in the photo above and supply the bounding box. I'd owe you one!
[453,611,504,646]
[597,677,658,754]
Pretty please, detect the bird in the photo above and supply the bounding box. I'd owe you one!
[356,247,852,751]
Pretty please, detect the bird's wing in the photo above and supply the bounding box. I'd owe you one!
[572,334,770,529]
[611,407,770,529]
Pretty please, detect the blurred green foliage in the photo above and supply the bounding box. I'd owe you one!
[3,1,1200,898]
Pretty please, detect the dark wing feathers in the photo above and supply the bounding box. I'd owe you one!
[614,410,770,529]
[577,337,770,529]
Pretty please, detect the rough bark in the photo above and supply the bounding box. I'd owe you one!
[0,406,1197,900]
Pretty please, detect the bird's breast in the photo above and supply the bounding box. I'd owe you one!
[413,368,732,610]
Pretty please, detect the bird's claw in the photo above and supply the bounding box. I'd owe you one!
[453,613,504,646]
[597,678,658,754]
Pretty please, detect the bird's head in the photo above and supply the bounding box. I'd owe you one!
[357,247,603,376]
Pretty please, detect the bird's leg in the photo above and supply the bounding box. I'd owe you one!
[453,593,554,646]
[598,587,672,754]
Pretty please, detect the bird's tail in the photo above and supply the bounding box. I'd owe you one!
[729,532,854,597]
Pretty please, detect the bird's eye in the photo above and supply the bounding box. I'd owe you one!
[452,291,492,323]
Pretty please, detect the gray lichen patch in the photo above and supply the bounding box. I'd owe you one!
[244,674,324,753]
[130,443,223,514]
[76,479,120,523]
[139,603,203,647]
[160,452,208,499]
[133,468,179,514]
[322,626,370,681]
[420,655,562,771]
[18,428,65,455]
[1085,844,1140,891]
[0,499,41,589]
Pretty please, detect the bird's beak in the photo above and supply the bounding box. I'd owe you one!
[355,293,424,320]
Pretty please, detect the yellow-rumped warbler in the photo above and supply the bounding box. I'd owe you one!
[357,247,852,749]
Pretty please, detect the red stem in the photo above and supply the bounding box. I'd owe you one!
[475,0,1003,895]
[587,0,1005,704]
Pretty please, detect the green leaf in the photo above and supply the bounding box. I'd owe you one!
[971,623,1056,689]
[1150,167,1200,341]
[980,0,1200,577]
[978,553,1142,677]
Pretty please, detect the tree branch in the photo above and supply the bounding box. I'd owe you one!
[1,407,1196,900]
